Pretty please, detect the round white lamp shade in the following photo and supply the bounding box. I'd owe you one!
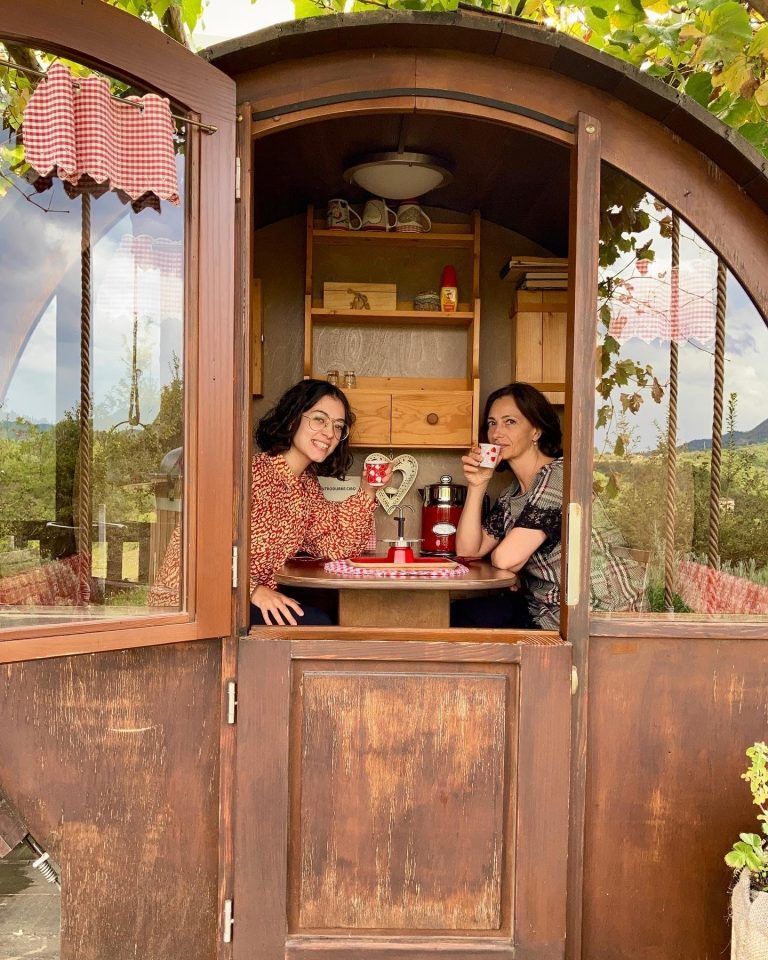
[343,152,453,200]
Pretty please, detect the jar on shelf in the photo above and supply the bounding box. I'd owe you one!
[343,370,357,389]
[326,369,340,386]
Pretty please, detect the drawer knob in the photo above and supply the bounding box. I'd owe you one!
[426,412,439,425]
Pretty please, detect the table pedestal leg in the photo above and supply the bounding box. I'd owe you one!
[338,590,449,628]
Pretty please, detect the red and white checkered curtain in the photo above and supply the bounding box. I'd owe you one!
[23,62,179,205]
[608,257,717,344]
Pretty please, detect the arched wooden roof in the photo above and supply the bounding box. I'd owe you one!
[203,7,768,212]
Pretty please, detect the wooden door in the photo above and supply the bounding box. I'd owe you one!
[233,632,571,960]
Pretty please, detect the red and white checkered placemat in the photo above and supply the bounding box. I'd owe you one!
[23,62,179,205]
[324,559,469,578]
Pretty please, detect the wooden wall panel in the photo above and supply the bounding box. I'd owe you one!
[291,663,514,933]
[583,637,768,960]
[0,640,221,960]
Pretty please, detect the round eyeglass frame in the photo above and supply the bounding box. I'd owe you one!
[302,412,350,442]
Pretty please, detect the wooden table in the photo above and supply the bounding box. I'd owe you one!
[276,558,518,627]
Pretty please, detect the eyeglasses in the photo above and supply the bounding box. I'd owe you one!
[302,412,349,442]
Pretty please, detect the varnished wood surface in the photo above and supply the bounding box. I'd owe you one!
[563,113,602,960]
[291,661,513,931]
[338,588,450,628]
[0,641,221,960]
[276,559,519,592]
[583,636,768,960]
[236,636,571,959]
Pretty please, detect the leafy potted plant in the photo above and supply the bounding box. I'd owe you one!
[726,742,768,958]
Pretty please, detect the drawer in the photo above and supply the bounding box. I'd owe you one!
[348,392,391,446]
[391,391,473,447]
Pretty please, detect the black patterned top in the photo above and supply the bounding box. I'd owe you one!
[483,458,564,629]
[483,458,647,629]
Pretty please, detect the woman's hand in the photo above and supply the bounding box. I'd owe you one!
[250,585,304,625]
[361,461,394,498]
[461,447,494,488]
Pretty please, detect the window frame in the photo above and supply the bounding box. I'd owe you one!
[0,0,236,662]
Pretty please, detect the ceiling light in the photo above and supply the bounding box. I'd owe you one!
[343,151,453,200]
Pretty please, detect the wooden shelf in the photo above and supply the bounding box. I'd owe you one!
[312,226,474,248]
[310,308,473,326]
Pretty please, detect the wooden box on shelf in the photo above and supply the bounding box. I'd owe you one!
[511,289,568,405]
[323,282,397,312]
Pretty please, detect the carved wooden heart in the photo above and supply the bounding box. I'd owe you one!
[366,453,419,514]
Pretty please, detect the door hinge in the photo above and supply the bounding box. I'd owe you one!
[235,156,241,200]
[232,545,239,589]
[222,898,234,943]
[226,681,238,725]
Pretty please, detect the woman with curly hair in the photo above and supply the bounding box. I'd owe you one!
[150,379,389,625]
[249,378,389,626]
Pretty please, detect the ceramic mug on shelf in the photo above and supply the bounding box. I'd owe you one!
[326,198,362,230]
[361,198,397,231]
[396,201,432,233]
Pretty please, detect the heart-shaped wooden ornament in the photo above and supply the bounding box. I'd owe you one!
[368,453,419,514]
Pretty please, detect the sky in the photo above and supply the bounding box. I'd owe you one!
[191,0,295,47]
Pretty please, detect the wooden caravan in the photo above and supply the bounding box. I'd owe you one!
[1,4,767,960]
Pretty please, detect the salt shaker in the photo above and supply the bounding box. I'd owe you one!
[343,370,357,389]
[326,369,340,386]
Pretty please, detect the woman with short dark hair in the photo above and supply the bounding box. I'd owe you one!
[249,379,388,627]
[452,382,644,629]
[452,382,564,629]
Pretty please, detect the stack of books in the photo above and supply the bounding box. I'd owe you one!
[499,256,569,289]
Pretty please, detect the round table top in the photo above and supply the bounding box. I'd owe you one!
[276,557,519,592]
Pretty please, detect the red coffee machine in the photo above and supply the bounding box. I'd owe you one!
[419,475,467,556]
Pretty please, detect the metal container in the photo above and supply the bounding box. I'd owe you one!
[418,475,467,556]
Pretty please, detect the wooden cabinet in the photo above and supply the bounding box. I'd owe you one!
[511,289,568,405]
[304,206,481,447]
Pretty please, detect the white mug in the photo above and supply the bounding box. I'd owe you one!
[478,443,501,468]
[361,198,397,231]
[396,202,431,233]
[327,198,362,230]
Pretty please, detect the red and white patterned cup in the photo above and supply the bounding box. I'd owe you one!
[364,461,389,487]
[478,443,500,468]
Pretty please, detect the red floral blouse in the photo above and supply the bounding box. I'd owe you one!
[149,453,376,605]
[249,453,376,592]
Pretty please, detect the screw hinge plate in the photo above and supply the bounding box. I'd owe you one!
[222,898,234,943]
[565,502,582,606]
[235,156,241,200]
[226,681,238,725]
[232,545,238,589]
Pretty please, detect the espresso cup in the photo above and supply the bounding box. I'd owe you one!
[364,461,389,486]
[361,198,397,231]
[478,443,501,468]
[327,198,362,230]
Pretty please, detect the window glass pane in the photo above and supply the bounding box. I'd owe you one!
[592,163,768,620]
[0,50,185,627]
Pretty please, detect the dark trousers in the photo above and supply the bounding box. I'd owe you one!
[250,587,334,627]
[450,590,536,629]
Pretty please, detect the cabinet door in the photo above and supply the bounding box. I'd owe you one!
[391,391,473,447]
[349,392,392,446]
[234,635,571,960]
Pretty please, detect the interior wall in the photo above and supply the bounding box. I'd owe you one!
[252,208,553,541]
